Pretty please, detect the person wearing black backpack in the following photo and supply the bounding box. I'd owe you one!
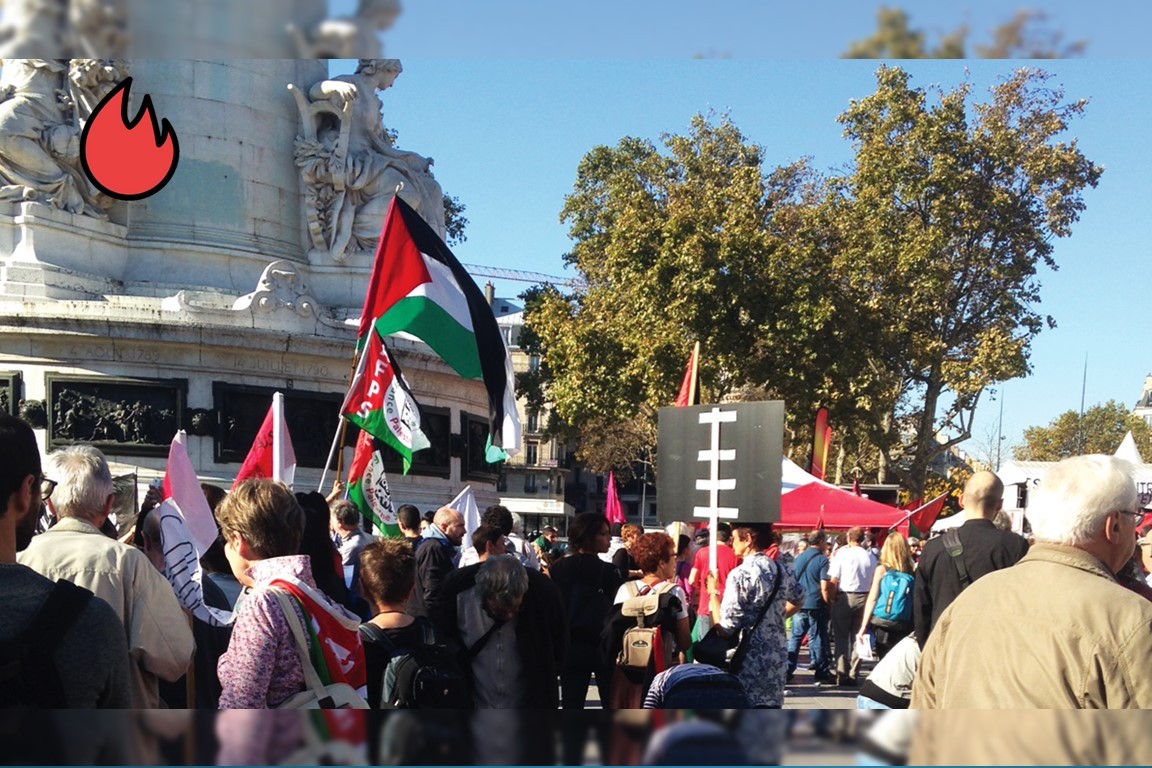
[548,512,621,709]
[437,554,567,709]
[0,414,130,708]
[358,537,430,708]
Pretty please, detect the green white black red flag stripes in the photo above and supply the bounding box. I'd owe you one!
[341,329,429,473]
[347,429,399,537]
[358,196,521,460]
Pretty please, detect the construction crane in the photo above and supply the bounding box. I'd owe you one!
[462,262,586,291]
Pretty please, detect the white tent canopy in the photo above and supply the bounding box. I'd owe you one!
[781,457,839,493]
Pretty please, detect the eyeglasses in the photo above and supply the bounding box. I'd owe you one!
[1119,510,1146,526]
[39,477,57,502]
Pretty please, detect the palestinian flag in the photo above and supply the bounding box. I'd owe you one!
[347,429,399,537]
[341,329,429,474]
[358,196,520,461]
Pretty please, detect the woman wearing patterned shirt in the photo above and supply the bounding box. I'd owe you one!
[707,522,803,708]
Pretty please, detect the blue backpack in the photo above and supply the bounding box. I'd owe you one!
[871,570,914,627]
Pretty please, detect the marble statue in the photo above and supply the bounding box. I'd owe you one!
[0,0,128,59]
[290,58,445,262]
[0,57,128,216]
[289,0,400,59]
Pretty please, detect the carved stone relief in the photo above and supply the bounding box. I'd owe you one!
[0,57,129,217]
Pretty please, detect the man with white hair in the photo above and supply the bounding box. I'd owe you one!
[19,445,194,708]
[912,455,1152,707]
[437,555,566,709]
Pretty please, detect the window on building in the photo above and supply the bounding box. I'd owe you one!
[526,441,538,466]
[529,355,540,372]
[525,473,537,493]
[527,411,539,432]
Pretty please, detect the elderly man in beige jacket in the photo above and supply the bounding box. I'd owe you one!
[912,454,1152,708]
[20,445,194,708]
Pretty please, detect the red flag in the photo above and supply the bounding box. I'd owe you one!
[605,471,625,525]
[909,494,948,535]
[232,394,296,489]
[673,341,700,407]
[852,477,861,496]
[810,407,829,480]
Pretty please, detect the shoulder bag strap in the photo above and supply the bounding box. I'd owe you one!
[465,617,505,660]
[735,561,783,646]
[941,529,971,589]
[271,588,335,708]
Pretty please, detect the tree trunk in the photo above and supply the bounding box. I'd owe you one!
[875,409,894,485]
[907,377,944,499]
[834,443,846,485]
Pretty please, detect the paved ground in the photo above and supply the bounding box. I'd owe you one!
[784,656,860,709]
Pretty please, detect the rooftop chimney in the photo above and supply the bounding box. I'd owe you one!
[484,281,495,307]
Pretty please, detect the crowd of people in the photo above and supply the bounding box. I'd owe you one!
[4,409,1152,720]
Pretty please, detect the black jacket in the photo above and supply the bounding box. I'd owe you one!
[913,519,1028,646]
[409,537,457,619]
[435,563,568,709]
[548,553,622,667]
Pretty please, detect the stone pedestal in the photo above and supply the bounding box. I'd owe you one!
[0,57,497,508]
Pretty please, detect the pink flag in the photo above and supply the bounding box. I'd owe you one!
[605,471,625,525]
[159,431,234,626]
[162,431,217,555]
[233,393,297,489]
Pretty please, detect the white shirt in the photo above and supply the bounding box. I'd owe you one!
[829,545,877,593]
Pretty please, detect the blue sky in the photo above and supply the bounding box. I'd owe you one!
[379,1,1139,59]
[327,3,1151,459]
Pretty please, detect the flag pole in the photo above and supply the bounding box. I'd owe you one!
[321,342,370,492]
[688,340,700,406]
[272,392,285,484]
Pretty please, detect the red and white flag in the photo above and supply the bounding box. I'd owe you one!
[158,431,234,626]
[233,392,296,488]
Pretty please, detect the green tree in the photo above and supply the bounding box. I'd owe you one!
[821,66,1101,495]
[844,7,1085,59]
[1017,401,1152,461]
[527,115,843,474]
[442,193,469,246]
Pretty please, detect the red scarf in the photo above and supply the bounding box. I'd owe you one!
[270,577,367,691]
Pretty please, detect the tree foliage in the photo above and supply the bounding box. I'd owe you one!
[816,66,1101,494]
[527,115,841,473]
[844,7,1086,59]
[1016,401,1152,461]
[442,194,468,246]
[529,68,1101,495]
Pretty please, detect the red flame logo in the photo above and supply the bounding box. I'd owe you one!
[80,77,179,200]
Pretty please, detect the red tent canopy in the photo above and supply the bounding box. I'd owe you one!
[779,482,910,534]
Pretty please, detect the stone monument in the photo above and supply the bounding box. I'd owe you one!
[0,49,498,508]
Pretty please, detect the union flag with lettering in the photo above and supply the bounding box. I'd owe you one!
[340,330,429,473]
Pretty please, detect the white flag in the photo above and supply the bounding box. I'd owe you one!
[451,485,480,546]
